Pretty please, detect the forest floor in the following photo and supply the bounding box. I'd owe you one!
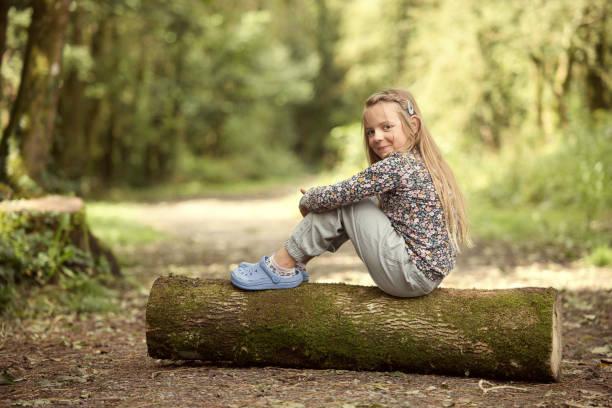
[1,190,611,407]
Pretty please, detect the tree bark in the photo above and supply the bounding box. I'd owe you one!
[0,1,11,105]
[53,5,87,183]
[2,0,71,186]
[584,3,611,111]
[84,15,113,186]
[0,1,13,191]
[293,0,345,166]
[146,277,562,382]
[529,53,545,135]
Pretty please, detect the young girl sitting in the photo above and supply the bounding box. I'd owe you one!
[231,88,470,297]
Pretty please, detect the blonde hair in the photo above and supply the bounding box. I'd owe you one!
[362,88,472,251]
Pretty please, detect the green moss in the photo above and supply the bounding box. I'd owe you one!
[235,284,385,369]
[146,276,237,360]
[430,288,557,379]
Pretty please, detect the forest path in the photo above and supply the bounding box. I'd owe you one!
[1,192,611,407]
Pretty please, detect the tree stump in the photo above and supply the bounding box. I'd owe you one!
[146,276,562,382]
[0,195,120,284]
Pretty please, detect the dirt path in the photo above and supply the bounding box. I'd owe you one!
[1,193,611,407]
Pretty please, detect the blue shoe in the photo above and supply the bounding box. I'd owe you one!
[239,258,308,282]
[295,262,309,282]
[231,256,303,290]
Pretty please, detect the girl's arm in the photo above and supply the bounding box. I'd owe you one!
[300,153,406,213]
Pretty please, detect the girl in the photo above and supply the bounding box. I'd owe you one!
[231,88,470,297]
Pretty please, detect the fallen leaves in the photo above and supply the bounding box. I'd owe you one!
[590,345,612,357]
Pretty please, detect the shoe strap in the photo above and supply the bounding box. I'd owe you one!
[259,257,281,284]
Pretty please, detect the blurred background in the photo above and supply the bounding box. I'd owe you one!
[1,0,611,308]
[1,3,611,402]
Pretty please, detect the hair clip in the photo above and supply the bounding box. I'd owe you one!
[406,100,415,115]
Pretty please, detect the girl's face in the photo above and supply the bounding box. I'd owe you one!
[364,102,410,159]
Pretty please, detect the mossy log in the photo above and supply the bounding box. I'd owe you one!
[146,276,562,382]
[0,195,120,279]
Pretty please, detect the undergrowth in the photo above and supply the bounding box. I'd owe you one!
[472,111,612,263]
[0,209,123,318]
[1,274,122,318]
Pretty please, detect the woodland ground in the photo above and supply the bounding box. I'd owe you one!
[1,189,611,407]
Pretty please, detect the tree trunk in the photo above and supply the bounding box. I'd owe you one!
[0,1,13,192]
[84,15,113,186]
[293,0,344,166]
[0,0,10,105]
[2,0,71,186]
[53,6,88,183]
[146,277,562,382]
[584,4,611,111]
[529,53,545,135]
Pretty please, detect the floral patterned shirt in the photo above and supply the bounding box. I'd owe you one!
[299,151,454,281]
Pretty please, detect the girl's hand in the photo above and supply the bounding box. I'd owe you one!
[299,188,309,217]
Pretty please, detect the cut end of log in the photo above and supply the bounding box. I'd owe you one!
[551,292,563,381]
[0,195,84,213]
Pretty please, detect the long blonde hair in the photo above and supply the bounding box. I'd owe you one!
[363,88,472,251]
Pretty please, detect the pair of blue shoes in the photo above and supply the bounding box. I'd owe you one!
[231,256,308,290]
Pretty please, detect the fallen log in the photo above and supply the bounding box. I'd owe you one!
[146,276,562,381]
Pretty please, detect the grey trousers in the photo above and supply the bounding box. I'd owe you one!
[285,198,441,298]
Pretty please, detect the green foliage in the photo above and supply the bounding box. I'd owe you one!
[325,122,368,175]
[52,273,119,314]
[45,1,324,191]
[487,113,612,214]
[473,112,612,253]
[587,246,612,267]
[1,212,99,284]
[174,146,306,184]
[1,7,31,88]
[1,274,120,318]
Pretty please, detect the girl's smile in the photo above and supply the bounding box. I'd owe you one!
[364,102,410,159]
